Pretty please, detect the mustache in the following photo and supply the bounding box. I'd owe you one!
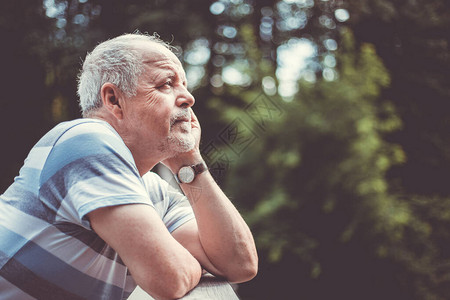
[170,109,191,126]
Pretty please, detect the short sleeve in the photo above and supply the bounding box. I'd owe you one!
[141,172,195,233]
[38,121,152,229]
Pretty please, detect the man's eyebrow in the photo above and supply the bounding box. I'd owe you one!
[144,71,175,86]
[142,59,160,64]
[154,70,176,80]
[142,61,186,83]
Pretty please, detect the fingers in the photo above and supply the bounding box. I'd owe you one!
[189,107,198,122]
[189,108,200,130]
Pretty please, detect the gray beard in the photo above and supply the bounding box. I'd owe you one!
[157,130,195,156]
[166,133,195,153]
[158,109,195,155]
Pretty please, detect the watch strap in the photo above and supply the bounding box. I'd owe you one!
[192,161,208,176]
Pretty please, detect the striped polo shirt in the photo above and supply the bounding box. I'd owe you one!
[0,119,194,299]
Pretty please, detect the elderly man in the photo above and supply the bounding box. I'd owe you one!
[0,33,258,300]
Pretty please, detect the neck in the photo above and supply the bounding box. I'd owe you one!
[123,141,165,177]
[88,111,164,177]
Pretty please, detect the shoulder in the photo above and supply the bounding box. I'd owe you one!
[57,118,124,147]
[36,118,116,146]
[50,118,132,161]
[39,119,137,185]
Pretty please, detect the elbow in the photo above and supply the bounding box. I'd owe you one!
[164,274,196,300]
[139,265,201,300]
[227,263,258,283]
[225,254,258,283]
[141,273,196,300]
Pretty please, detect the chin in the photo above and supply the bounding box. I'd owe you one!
[167,135,196,153]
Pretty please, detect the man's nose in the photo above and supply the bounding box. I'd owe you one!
[176,87,195,108]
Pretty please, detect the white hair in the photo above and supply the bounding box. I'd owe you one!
[77,33,172,117]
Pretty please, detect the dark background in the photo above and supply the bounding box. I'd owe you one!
[1,0,449,299]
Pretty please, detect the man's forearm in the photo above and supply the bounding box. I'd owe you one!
[179,170,258,282]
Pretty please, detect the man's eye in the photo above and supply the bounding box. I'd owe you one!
[159,81,173,89]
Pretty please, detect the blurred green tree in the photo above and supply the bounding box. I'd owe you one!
[220,28,411,299]
[347,0,450,195]
[345,1,450,299]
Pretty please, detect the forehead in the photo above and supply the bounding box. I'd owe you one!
[136,41,185,77]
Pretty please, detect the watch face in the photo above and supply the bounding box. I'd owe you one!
[178,166,195,183]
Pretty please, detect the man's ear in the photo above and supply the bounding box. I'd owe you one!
[101,83,123,119]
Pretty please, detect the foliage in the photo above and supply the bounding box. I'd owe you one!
[221,29,411,299]
[346,0,450,195]
[345,2,450,298]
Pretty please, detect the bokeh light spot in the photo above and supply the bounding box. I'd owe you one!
[210,2,226,15]
[335,8,350,22]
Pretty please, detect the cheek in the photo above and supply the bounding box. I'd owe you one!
[132,94,174,129]
[150,107,173,133]
[154,99,175,122]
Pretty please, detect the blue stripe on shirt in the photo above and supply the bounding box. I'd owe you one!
[0,225,27,265]
[14,167,41,193]
[39,153,141,222]
[0,187,53,222]
[40,132,135,186]
[1,226,124,299]
[53,222,124,265]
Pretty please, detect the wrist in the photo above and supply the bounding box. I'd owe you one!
[173,161,208,184]
[164,150,203,174]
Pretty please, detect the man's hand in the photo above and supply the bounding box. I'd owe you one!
[161,107,258,283]
[162,106,257,283]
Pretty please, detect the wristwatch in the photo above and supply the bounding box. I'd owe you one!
[174,161,208,184]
